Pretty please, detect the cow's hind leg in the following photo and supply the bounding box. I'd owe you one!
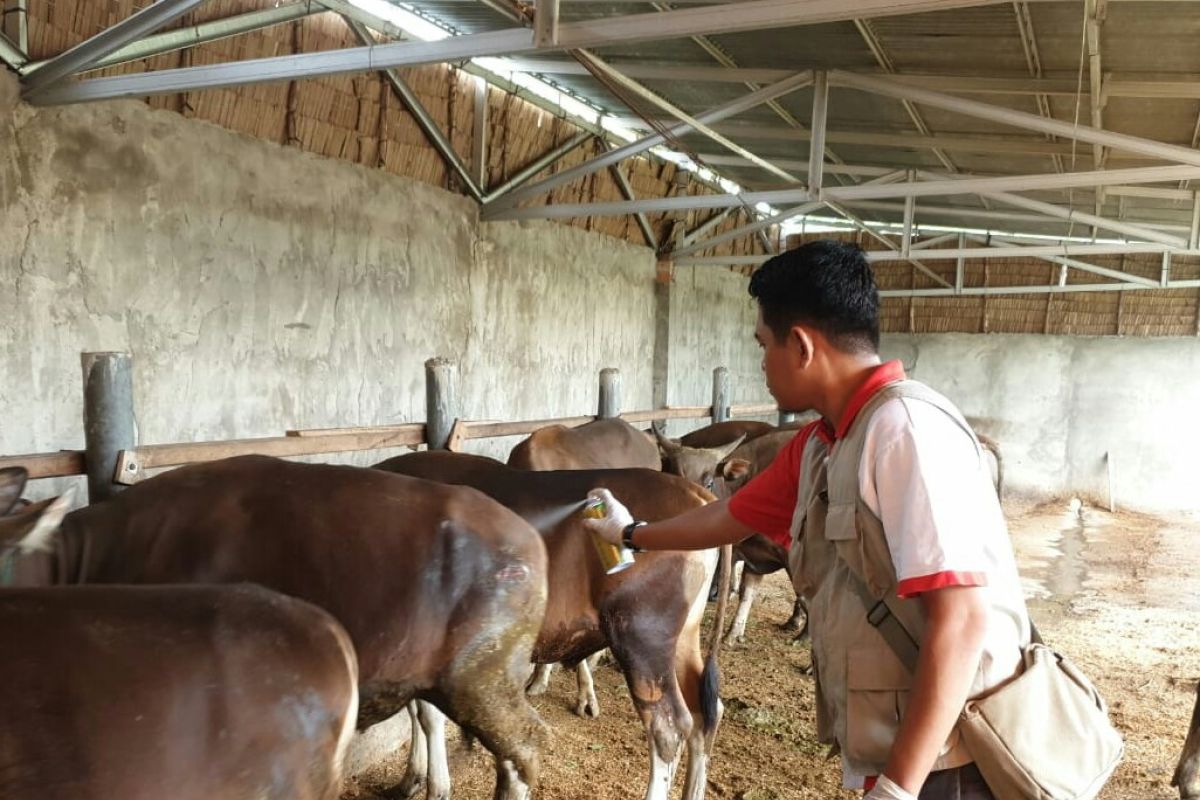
[606,623,695,800]
[416,701,450,800]
[723,570,761,646]
[525,663,553,696]
[677,552,722,800]
[574,655,601,718]
[395,702,429,799]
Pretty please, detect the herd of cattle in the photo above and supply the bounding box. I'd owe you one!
[1,417,1197,800]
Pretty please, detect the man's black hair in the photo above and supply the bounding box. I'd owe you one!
[747,239,880,353]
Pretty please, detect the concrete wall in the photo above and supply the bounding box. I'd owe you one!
[665,264,774,436]
[882,333,1200,513]
[0,72,685,491]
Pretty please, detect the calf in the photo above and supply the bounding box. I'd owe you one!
[0,455,549,800]
[1175,684,1200,800]
[376,451,729,800]
[0,580,358,800]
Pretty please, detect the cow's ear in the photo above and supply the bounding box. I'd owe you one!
[721,458,751,481]
[0,467,28,516]
[6,486,75,552]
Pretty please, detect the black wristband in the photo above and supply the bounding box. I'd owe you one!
[622,521,647,552]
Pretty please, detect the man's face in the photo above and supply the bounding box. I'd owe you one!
[754,310,809,412]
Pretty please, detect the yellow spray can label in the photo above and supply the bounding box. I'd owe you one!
[582,499,636,574]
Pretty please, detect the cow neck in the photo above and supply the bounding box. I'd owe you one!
[55,520,92,585]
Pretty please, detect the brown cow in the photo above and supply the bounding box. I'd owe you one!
[1175,685,1200,800]
[510,416,661,719]
[375,451,728,800]
[0,455,549,800]
[0,580,358,800]
[507,418,660,471]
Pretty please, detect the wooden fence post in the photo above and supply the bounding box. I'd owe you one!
[598,368,621,419]
[712,367,730,423]
[80,351,135,503]
[424,357,459,450]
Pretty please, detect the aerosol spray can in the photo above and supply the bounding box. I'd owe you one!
[581,498,637,574]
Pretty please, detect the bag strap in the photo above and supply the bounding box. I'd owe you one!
[848,568,1044,671]
[845,568,920,673]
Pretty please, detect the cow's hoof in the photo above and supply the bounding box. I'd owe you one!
[722,633,744,648]
[526,682,548,697]
[576,697,600,718]
[382,778,424,800]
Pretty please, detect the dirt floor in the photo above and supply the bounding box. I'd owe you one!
[350,499,1200,800]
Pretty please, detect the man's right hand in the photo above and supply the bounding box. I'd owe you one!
[582,488,634,546]
[864,776,918,800]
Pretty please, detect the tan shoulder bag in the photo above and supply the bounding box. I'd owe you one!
[847,576,1124,800]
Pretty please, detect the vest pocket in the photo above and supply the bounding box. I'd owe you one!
[845,644,912,766]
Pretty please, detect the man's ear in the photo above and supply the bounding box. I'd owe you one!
[789,325,815,369]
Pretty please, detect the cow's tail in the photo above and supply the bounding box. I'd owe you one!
[978,434,1004,500]
[700,543,732,738]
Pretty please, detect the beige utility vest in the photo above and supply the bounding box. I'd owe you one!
[788,380,987,777]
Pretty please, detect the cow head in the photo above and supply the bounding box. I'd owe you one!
[656,431,749,490]
[0,485,74,587]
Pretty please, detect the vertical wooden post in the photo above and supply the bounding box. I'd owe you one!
[712,367,730,423]
[598,368,621,419]
[80,352,135,504]
[424,357,459,450]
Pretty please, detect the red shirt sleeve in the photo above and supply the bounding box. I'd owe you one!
[727,428,808,549]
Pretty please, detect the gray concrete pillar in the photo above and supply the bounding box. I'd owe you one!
[424,357,459,450]
[712,367,730,423]
[80,351,135,504]
[598,368,621,419]
[651,272,672,417]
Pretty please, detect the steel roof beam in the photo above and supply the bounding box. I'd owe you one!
[504,60,1200,98]
[348,19,483,202]
[914,169,1188,247]
[481,131,592,204]
[831,70,1200,168]
[26,0,1015,105]
[841,200,1191,233]
[0,29,23,70]
[979,234,1160,286]
[576,50,801,184]
[672,170,905,257]
[483,70,813,211]
[490,164,1200,220]
[614,120,1114,158]
[21,2,330,76]
[21,0,207,97]
[674,242,1191,266]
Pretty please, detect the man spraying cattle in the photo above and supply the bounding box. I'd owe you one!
[585,241,1116,800]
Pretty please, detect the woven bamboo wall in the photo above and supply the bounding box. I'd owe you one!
[786,231,1200,337]
[25,0,775,259]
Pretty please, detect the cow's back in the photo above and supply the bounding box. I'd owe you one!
[680,420,775,449]
[375,451,713,663]
[0,584,357,800]
[59,455,547,687]
[508,418,659,471]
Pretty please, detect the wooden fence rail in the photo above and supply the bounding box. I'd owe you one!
[2,355,782,493]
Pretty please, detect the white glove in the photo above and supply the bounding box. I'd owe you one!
[582,488,635,546]
[864,776,918,800]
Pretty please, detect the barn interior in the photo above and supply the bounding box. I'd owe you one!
[1,1,1199,798]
